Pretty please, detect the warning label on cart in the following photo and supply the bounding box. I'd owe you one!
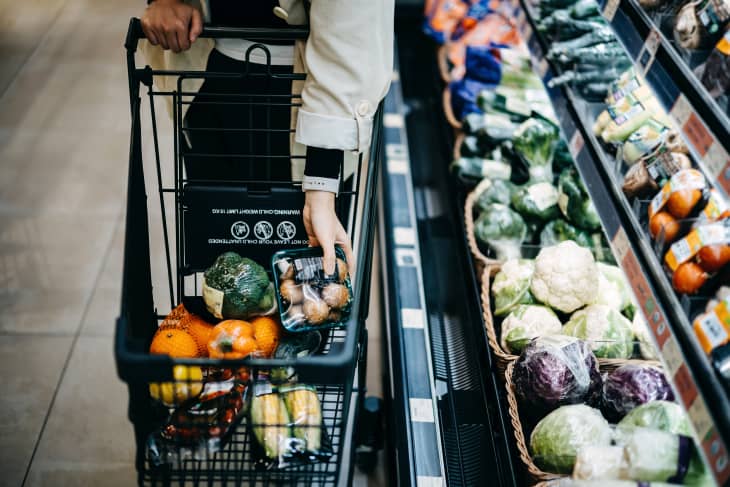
[182,184,307,270]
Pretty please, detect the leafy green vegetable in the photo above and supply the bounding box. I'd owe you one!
[591,263,632,312]
[530,404,612,473]
[552,138,574,174]
[513,118,560,182]
[492,259,535,316]
[476,179,515,210]
[563,304,634,358]
[539,219,594,248]
[474,204,527,260]
[558,168,601,231]
[500,304,562,353]
[618,401,692,436]
[511,182,561,221]
[203,252,275,319]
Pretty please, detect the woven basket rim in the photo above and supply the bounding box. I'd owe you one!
[464,179,501,270]
[442,85,463,130]
[437,44,452,84]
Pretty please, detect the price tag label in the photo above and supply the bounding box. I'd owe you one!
[611,227,630,260]
[661,335,683,375]
[683,113,714,157]
[701,431,730,484]
[674,363,699,408]
[688,396,713,440]
[704,142,729,178]
[637,29,661,75]
[569,131,584,158]
[670,93,692,125]
[603,0,620,22]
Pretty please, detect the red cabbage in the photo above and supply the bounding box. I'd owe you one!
[602,364,674,421]
[513,335,602,416]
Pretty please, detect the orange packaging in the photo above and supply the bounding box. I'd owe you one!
[665,219,730,270]
[447,13,521,68]
[648,169,707,219]
[696,189,730,225]
[425,0,469,40]
[694,296,730,354]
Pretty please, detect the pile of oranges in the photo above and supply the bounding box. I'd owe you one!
[149,304,283,360]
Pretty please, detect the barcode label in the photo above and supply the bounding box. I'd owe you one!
[698,313,729,351]
[294,257,323,281]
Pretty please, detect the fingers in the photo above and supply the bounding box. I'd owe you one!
[176,27,190,52]
[166,27,181,52]
[321,240,337,276]
[190,8,203,43]
[336,227,356,277]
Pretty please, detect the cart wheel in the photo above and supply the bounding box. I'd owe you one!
[355,396,384,473]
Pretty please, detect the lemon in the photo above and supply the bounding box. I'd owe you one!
[149,365,203,406]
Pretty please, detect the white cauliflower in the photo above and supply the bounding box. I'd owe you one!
[591,263,632,312]
[530,241,599,313]
[500,304,563,354]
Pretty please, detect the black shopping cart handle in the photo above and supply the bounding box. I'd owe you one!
[125,17,309,51]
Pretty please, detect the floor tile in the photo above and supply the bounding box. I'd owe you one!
[0,212,115,334]
[24,336,136,487]
[0,334,72,487]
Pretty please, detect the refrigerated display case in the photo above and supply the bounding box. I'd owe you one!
[382,1,730,485]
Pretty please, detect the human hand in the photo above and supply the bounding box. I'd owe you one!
[303,191,355,276]
[141,0,203,53]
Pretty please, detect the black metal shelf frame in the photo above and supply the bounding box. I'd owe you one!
[513,2,730,484]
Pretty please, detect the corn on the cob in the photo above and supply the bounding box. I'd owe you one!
[251,393,291,459]
[283,387,322,451]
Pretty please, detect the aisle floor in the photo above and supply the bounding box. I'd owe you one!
[0,2,385,486]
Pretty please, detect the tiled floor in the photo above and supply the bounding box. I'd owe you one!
[0,2,385,486]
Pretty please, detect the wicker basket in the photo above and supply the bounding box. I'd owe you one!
[505,361,567,483]
[481,262,663,374]
[464,179,501,278]
[443,85,463,131]
[437,45,452,84]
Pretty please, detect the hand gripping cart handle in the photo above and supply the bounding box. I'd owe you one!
[116,17,383,486]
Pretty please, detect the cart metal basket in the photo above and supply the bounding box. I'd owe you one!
[115,18,382,486]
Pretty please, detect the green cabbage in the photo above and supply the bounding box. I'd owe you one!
[558,168,601,231]
[511,182,561,221]
[474,204,527,260]
[500,304,562,353]
[618,401,692,437]
[513,118,560,182]
[563,304,634,358]
[530,404,612,473]
[203,252,275,319]
[476,179,516,210]
[491,259,535,316]
[591,263,632,312]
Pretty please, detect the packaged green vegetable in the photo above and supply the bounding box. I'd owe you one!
[558,168,602,231]
[491,259,535,316]
[513,118,560,182]
[475,179,516,210]
[563,304,634,358]
[473,204,528,260]
[511,182,561,221]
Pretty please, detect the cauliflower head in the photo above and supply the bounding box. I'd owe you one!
[591,263,632,312]
[530,241,599,313]
[500,304,563,354]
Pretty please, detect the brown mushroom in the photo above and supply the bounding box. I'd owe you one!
[303,297,330,325]
[279,279,303,304]
[321,283,351,309]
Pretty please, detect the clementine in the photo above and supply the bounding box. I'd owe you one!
[150,325,200,358]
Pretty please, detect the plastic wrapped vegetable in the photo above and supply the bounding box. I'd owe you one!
[573,445,626,480]
[464,44,503,84]
[500,305,562,354]
[563,304,634,358]
[614,427,710,484]
[619,401,693,436]
[250,391,295,461]
[513,335,603,414]
[558,168,601,231]
[450,78,490,120]
[631,312,659,360]
[529,404,612,473]
[511,182,561,221]
[476,179,516,210]
[530,241,599,313]
[513,118,560,182]
[539,219,594,249]
[203,252,275,320]
[280,384,333,461]
[591,263,632,312]
[473,203,527,260]
[602,364,674,421]
[491,259,535,316]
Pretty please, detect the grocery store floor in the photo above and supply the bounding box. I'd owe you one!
[0,2,386,486]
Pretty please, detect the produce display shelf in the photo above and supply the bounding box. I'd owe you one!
[515,2,730,483]
[379,17,519,486]
[596,0,730,203]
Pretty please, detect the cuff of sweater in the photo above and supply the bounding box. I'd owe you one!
[303,145,342,195]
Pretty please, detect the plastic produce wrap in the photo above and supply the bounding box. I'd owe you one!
[512,118,560,182]
[529,404,612,473]
[544,481,679,487]
[473,203,527,260]
[269,331,322,383]
[500,304,562,353]
[476,179,516,209]
[491,259,536,316]
[558,168,601,231]
[272,247,353,332]
[513,335,602,414]
[464,44,504,84]
[563,304,634,359]
[631,312,659,360]
[423,0,469,44]
[249,382,333,469]
[698,30,730,98]
[538,219,595,249]
[147,378,248,465]
[602,364,674,421]
[530,241,599,314]
[450,78,492,120]
[591,263,632,313]
[614,426,710,484]
[446,13,520,71]
[693,294,730,354]
[648,169,708,221]
[511,182,561,221]
[618,400,693,436]
[573,445,626,480]
[203,252,276,320]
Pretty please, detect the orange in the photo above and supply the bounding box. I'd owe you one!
[251,316,283,358]
[181,315,215,357]
[150,325,200,358]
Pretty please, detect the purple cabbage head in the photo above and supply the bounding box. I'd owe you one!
[602,364,674,421]
[513,335,602,416]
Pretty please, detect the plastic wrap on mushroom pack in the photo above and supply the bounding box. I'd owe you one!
[272,247,353,333]
[147,376,249,465]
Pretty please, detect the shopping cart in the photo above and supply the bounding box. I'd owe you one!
[116,18,382,486]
